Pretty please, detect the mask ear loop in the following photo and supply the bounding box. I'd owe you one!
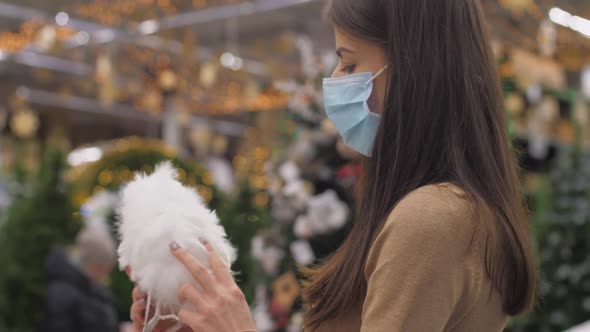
[367,65,388,85]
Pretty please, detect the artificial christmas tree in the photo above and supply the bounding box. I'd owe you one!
[0,144,82,332]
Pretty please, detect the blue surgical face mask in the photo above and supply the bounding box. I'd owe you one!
[323,66,388,157]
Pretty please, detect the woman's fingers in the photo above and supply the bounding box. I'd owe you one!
[178,283,206,308]
[178,308,201,330]
[201,239,234,285]
[170,241,216,293]
[132,287,147,301]
[130,298,146,331]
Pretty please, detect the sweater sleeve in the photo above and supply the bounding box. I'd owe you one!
[361,186,476,332]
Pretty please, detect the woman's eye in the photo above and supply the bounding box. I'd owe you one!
[341,64,356,74]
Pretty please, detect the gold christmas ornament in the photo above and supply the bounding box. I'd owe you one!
[98,170,113,186]
[158,69,178,92]
[11,108,39,139]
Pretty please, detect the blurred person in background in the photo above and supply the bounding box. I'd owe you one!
[42,226,120,332]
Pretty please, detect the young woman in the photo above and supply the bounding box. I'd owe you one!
[129,0,537,331]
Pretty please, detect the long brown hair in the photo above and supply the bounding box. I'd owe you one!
[302,0,536,329]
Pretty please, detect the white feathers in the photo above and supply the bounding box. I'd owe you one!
[117,162,236,310]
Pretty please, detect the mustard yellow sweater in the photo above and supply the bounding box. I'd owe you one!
[312,184,508,332]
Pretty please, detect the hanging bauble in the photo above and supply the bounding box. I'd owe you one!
[158,69,178,92]
[11,108,39,139]
[199,61,218,88]
[538,20,557,58]
[35,25,56,52]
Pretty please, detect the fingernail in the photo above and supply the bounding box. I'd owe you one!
[137,298,145,305]
[169,241,181,251]
[199,237,208,246]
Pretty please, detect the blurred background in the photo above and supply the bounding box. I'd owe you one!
[0,0,588,331]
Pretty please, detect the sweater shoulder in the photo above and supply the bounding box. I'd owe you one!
[386,183,475,240]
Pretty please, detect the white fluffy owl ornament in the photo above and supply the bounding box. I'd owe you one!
[117,162,237,332]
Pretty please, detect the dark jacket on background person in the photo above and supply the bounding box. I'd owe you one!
[42,247,119,332]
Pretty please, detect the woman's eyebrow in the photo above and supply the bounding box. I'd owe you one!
[336,47,355,58]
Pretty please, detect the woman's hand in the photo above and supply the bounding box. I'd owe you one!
[127,269,191,332]
[170,239,256,332]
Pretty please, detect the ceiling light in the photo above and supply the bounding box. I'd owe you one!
[549,7,590,39]
[138,20,159,35]
[68,147,103,166]
[55,11,69,26]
